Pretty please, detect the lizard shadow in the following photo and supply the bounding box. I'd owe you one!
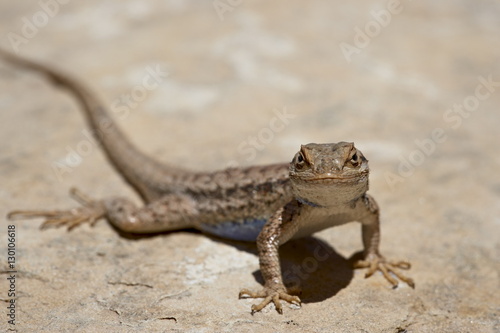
[114,229,360,304]
[219,236,361,305]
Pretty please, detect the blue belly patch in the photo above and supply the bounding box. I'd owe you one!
[198,218,267,242]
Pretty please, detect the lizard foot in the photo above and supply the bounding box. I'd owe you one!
[239,284,301,314]
[354,253,415,288]
[8,188,106,230]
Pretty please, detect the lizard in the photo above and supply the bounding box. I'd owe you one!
[2,49,414,314]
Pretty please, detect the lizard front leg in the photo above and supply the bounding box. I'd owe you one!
[239,200,301,314]
[8,188,197,233]
[354,194,415,288]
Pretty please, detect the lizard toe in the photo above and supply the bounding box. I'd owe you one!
[8,189,106,231]
[355,254,415,288]
[240,285,302,314]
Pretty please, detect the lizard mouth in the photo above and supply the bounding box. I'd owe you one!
[291,170,369,182]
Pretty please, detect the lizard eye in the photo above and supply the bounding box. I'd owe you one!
[294,152,306,170]
[349,151,360,167]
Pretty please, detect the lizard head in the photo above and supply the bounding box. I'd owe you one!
[289,142,370,206]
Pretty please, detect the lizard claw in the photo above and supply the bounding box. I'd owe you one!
[7,188,106,230]
[239,284,301,314]
[354,254,415,288]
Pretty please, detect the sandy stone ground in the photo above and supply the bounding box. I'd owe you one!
[1,1,499,332]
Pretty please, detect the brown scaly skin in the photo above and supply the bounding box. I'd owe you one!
[3,50,413,314]
[239,143,414,312]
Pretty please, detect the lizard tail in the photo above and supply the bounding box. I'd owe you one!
[1,48,184,201]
